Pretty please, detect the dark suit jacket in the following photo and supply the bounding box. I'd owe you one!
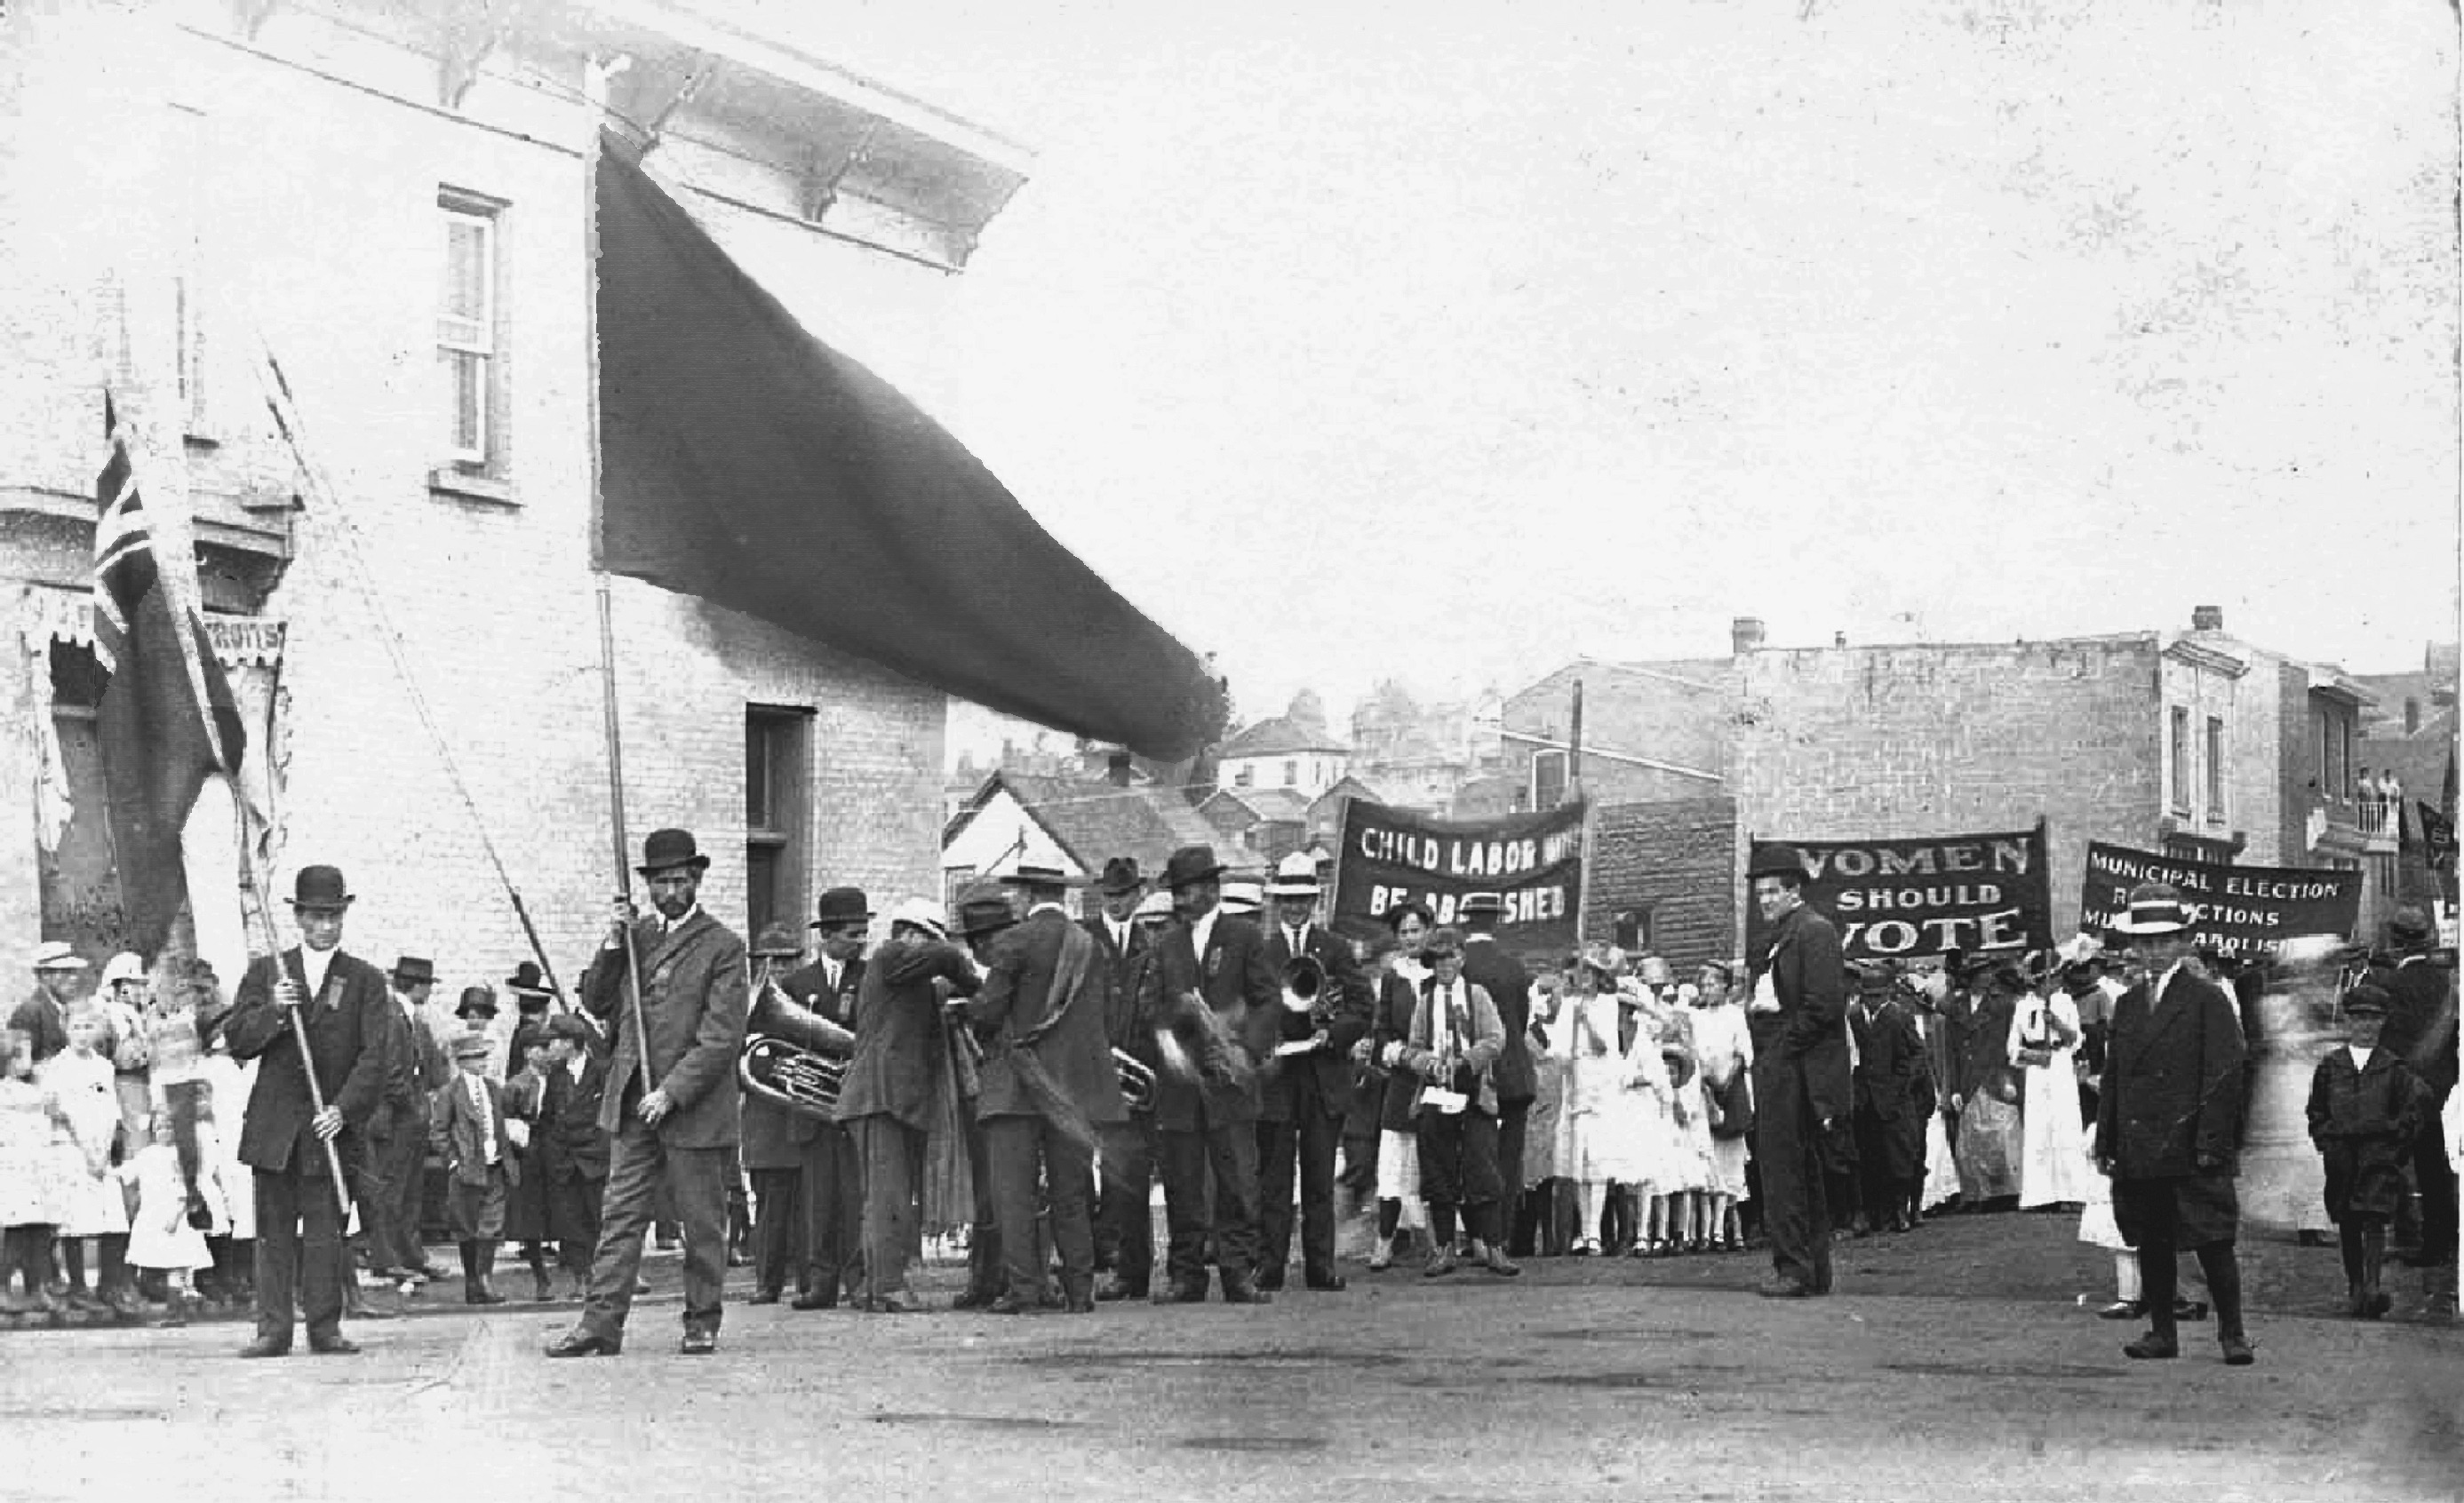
[1084,916,1156,1064]
[835,936,979,1131]
[371,993,448,1141]
[1849,998,1926,1120]
[1748,903,1851,1124]
[538,1054,611,1182]
[429,1072,520,1188]
[969,908,1127,1125]
[578,909,748,1149]
[2380,956,2458,1101]
[742,953,863,1164]
[1461,936,1536,1107]
[225,947,391,1178]
[1259,922,1373,1122]
[1138,910,1279,1132]
[1369,969,1425,1133]
[2093,967,2246,1180]
[8,992,69,1062]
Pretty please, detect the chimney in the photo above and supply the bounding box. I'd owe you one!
[1731,616,1766,655]
[1833,631,1847,648]
[2192,605,2224,632]
[1105,750,1134,787]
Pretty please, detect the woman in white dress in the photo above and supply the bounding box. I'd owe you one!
[2009,976,2092,1209]
[1550,949,1647,1254]
[1366,903,1435,1270]
[1690,962,1754,1252]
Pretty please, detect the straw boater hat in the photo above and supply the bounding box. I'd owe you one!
[100,952,148,990]
[1219,875,1265,915]
[1131,889,1176,923]
[450,1032,493,1062]
[31,942,85,973]
[1264,853,1320,899]
[886,896,950,942]
[2110,881,2193,936]
[1459,892,1507,920]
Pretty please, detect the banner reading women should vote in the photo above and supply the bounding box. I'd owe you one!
[1332,798,1584,952]
[2079,842,2361,954]
[1746,827,2052,961]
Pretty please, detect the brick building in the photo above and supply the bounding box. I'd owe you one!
[4,3,1196,993]
[1584,798,1739,970]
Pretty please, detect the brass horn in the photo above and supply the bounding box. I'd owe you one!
[738,968,856,1119]
[1281,954,1327,1014]
[1112,1048,1156,1111]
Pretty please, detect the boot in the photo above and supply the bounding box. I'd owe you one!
[953,1225,1003,1309]
[462,1241,506,1306]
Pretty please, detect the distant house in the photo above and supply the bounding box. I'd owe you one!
[1304,774,1385,852]
[1196,786,1313,865]
[942,767,1219,915]
[1216,713,1352,799]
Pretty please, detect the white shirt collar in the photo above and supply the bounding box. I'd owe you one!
[299,945,337,1000]
[565,1054,586,1082]
[2348,1043,2374,1069]
[1187,908,1219,955]
[662,904,703,935]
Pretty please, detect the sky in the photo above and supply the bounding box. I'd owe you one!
[698,0,2460,748]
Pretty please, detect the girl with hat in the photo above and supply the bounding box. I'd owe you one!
[1691,960,1754,1253]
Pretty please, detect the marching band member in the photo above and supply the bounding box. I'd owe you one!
[739,923,812,1307]
[780,889,871,1309]
[1140,845,1280,1305]
[969,865,1128,1313]
[1256,853,1372,1293]
[949,886,1020,1308]
[547,828,748,1359]
[833,896,981,1313]
[1086,858,1160,1302]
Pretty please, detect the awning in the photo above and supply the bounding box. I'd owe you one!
[592,136,1224,760]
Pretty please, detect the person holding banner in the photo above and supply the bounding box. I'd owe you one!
[2095,882,2253,1367]
[1743,846,1851,1299]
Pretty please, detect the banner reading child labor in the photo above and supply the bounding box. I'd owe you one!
[2080,842,2361,956]
[1333,798,1584,953]
[1746,825,2052,961]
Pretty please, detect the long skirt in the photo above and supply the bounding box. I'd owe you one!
[1955,1093,2022,1201]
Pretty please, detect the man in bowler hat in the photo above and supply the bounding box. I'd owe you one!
[547,829,748,1357]
[1743,844,1852,1298]
[1085,856,1161,1299]
[777,887,871,1308]
[222,864,392,1356]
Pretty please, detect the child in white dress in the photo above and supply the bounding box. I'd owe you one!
[0,1030,65,1314]
[122,1117,216,1324]
[1551,952,1645,1254]
[41,1006,130,1312]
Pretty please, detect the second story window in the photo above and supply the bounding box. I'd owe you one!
[437,190,505,473]
[1531,748,1568,809]
[2169,706,2190,815]
[2205,716,2226,823]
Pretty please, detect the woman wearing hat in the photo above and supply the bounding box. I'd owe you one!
[1951,960,2028,1213]
[1364,901,1436,1271]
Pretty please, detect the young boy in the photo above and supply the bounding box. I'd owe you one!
[429,1032,519,1306]
[2308,982,2429,1319]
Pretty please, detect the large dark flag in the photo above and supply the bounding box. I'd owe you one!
[92,402,247,956]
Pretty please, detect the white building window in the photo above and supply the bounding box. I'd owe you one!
[437,191,504,470]
[1531,749,1568,809]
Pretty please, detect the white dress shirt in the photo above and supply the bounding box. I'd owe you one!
[1186,909,1219,962]
[299,944,336,1002]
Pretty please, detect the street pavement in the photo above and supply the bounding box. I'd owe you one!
[6,1213,2457,1503]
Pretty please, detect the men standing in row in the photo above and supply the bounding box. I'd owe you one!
[779,888,869,1309]
[970,866,1126,1313]
[1257,853,1371,1292]
[1086,858,1160,1301]
[226,864,392,1358]
[548,828,748,1358]
[1744,844,1850,1300]
[1458,892,1536,1260]
[1144,845,1280,1305]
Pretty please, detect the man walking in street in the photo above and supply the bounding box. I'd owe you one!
[1744,844,1851,1299]
[778,887,871,1308]
[371,956,451,1285]
[546,828,748,1358]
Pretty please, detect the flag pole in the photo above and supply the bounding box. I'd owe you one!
[584,85,656,1099]
[231,801,352,1222]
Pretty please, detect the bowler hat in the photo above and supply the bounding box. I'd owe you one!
[2389,905,2436,948]
[546,1012,594,1045]
[31,941,85,973]
[392,956,437,987]
[1160,845,1227,889]
[999,864,1074,891]
[455,984,498,1019]
[752,922,803,958]
[809,887,873,928]
[954,883,1019,939]
[1745,845,1808,882]
[449,1031,493,1061]
[2111,881,2192,936]
[2342,982,2395,1018]
[504,960,550,997]
[1096,857,1144,895]
[635,828,711,877]
[1264,852,1321,899]
[288,864,354,910]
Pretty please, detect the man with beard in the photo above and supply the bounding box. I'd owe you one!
[546,829,747,1358]
[1743,845,1850,1298]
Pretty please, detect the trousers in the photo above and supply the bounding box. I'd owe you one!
[1158,1116,1262,1287]
[1751,1049,1835,1293]
[253,1163,348,1346]
[801,1125,864,1299]
[847,1115,924,1302]
[1256,1083,1344,1280]
[1095,1117,1155,1290]
[581,1117,729,1339]
[985,1114,1096,1302]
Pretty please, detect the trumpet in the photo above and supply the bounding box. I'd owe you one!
[1277,954,1333,1049]
[738,966,857,1120]
[1112,1048,1156,1111]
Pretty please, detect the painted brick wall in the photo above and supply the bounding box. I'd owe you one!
[1731,637,2165,938]
[1586,797,1739,970]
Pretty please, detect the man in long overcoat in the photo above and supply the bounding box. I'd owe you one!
[1847,961,1927,1234]
[1744,844,1851,1299]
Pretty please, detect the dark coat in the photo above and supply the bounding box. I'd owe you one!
[8,992,68,1062]
[2093,967,2246,1180]
[742,953,863,1165]
[1370,969,1424,1133]
[538,1054,611,1184]
[498,1065,551,1241]
[1259,922,1373,1123]
[2379,956,2458,1102]
[1747,903,1851,1125]
[578,910,749,1149]
[2307,1046,2429,1221]
[969,907,1127,1125]
[1084,915,1155,1064]
[1460,936,1536,1107]
[429,1070,521,1189]
[1138,910,1280,1132]
[1851,996,1928,1180]
[225,947,392,1177]
[834,936,980,1131]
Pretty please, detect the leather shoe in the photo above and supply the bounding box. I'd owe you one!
[1219,1277,1272,1306]
[1253,1268,1286,1292]
[309,1336,360,1356]
[235,1335,291,1359]
[680,1329,718,1356]
[544,1327,622,1358]
[746,1289,781,1306]
[465,1287,507,1307]
[983,1292,1033,1316]
[1304,1272,1348,1292]
[1755,1276,1813,1299]
[789,1290,838,1311]
[2122,1332,2179,1360]
[1480,1249,1522,1278]
[952,1286,1000,1310]
[1064,1295,1096,1314]
[2219,1334,2255,1366]
[1166,1280,1209,1304]
[1093,1276,1145,1303]
[2094,1300,2142,1321]
[865,1292,926,1315]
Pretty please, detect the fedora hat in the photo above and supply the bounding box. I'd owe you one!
[635,828,710,877]
[31,941,85,973]
[2110,881,2193,936]
[455,984,498,1019]
[999,864,1074,891]
[752,922,804,958]
[954,882,1018,939]
[1096,856,1144,895]
[392,956,437,987]
[886,896,950,942]
[288,864,353,910]
[1745,845,1809,882]
[503,960,550,996]
[546,1012,595,1045]
[1264,853,1320,899]
[1161,845,1227,889]
[809,887,873,929]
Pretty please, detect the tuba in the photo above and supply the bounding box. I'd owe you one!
[737,965,857,1119]
[1112,1048,1156,1111]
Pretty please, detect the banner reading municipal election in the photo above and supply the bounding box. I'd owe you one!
[1333,798,1584,952]
[1747,827,2052,961]
[2080,842,2361,955]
